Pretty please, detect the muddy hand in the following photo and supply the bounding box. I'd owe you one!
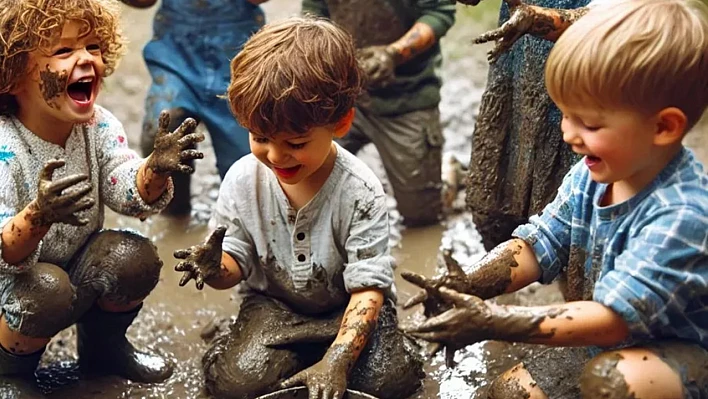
[404,287,493,348]
[279,345,350,399]
[174,226,227,290]
[146,110,204,175]
[27,159,95,227]
[473,0,534,62]
[401,249,470,311]
[357,46,397,89]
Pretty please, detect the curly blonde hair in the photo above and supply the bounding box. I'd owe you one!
[0,0,125,115]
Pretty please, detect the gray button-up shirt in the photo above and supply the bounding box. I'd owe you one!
[211,144,395,314]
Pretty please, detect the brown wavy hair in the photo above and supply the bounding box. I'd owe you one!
[0,0,125,115]
[228,16,363,137]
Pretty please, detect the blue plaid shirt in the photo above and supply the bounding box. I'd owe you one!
[513,147,708,348]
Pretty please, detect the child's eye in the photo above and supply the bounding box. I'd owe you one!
[53,47,73,56]
[584,125,601,131]
[252,136,268,144]
[288,142,307,149]
[86,44,101,52]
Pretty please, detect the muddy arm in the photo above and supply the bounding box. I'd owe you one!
[475,0,589,62]
[405,288,629,349]
[280,289,384,398]
[205,251,243,290]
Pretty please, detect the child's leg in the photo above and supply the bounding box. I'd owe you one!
[353,107,444,226]
[199,97,252,179]
[202,295,312,398]
[67,229,170,383]
[348,300,425,399]
[487,346,590,399]
[0,263,75,374]
[580,341,708,399]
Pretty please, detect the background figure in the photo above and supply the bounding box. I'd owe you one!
[464,0,586,250]
[302,0,456,227]
[137,0,266,215]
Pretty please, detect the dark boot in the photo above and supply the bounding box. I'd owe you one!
[77,304,173,383]
[0,345,42,376]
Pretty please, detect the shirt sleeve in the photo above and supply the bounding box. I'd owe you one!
[593,206,708,341]
[0,161,42,274]
[209,167,256,279]
[513,162,583,284]
[301,0,329,17]
[416,0,456,39]
[95,107,173,218]
[342,190,395,297]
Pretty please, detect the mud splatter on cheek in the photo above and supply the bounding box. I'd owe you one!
[39,66,68,109]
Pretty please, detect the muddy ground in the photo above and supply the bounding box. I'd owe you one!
[6,1,707,398]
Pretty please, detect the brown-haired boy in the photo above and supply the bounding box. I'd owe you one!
[0,0,203,383]
[173,17,424,399]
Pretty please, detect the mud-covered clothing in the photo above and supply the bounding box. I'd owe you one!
[339,107,443,226]
[203,294,424,399]
[516,341,708,399]
[0,105,172,274]
[0,230,163,338]
[513,148,708,348]
[141,0,265,177]
[301,0,455,117]
[212,144,395,315]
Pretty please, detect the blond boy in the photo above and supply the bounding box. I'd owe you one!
[402,0,708,397]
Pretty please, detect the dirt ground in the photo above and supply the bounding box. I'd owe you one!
[4,1,707,398]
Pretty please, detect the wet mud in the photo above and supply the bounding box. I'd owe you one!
[6,2,706,399]
[39,66,68,110]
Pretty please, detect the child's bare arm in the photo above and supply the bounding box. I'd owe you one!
[405,288,630,349]
[2,159,94,265]
[173,226,244,290]
[279,288,384,398]
[139,112,203,204]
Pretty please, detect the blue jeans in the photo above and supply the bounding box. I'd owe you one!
[141,0,264,178]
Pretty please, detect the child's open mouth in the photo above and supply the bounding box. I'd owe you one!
[273,165,302,179]
[585,155,602,168]
[66,77,94,104]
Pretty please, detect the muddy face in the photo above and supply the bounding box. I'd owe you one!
[39,66,69,110]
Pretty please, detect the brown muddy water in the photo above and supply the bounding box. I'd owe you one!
[6,1,708,398]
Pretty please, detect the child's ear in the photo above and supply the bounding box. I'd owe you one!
[654,107,686,146]
[333,108,356,138]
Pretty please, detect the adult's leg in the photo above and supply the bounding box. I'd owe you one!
[348,300,425,399]
[358,108,444,226]
[0,263,75,375]
[580,341,708,399]
[141,69,201,216]
[486,346,590,399]
[68,229,171,383]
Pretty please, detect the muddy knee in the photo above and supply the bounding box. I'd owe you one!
[580,353,632,399]
[72,230,163,306]
[3,263,75,338]
[203,334,297,399]
[487,363,546,399]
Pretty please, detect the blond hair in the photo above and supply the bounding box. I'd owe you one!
[227,16,363,136]
[546,0,708,130]
[0,0,125,115]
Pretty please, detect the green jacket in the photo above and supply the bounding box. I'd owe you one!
[302,0,456,116]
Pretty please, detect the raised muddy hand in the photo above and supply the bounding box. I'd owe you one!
[146,110,204,175]
[473,0,534,62]
[27,158,95,227]
[357,46,397,89]
[174,226,227,290]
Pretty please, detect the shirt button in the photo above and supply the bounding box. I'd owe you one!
[297,232,305,241]
[298,254,306,262]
